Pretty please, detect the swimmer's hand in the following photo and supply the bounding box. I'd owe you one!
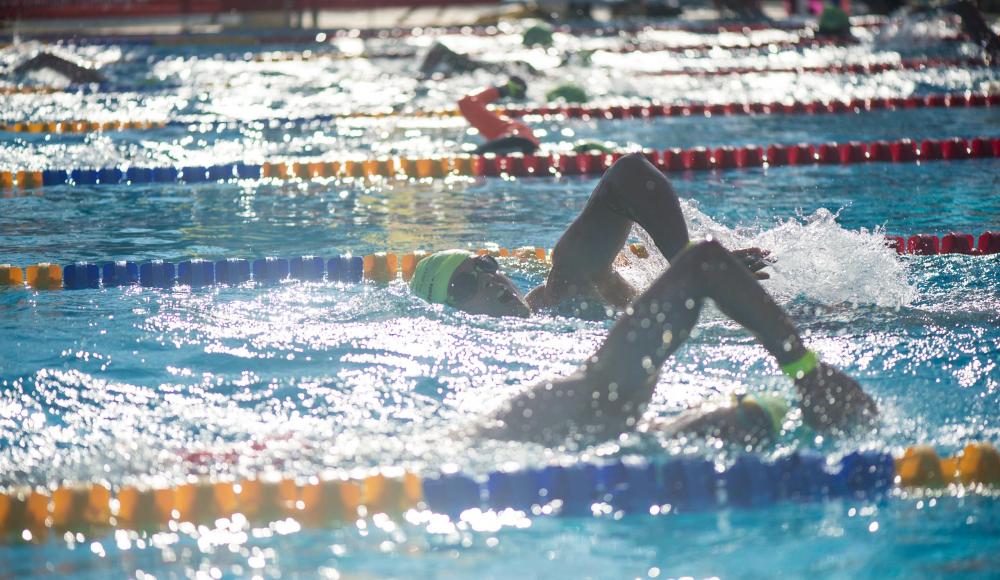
[732,247,772,279]
[794,363,878,433]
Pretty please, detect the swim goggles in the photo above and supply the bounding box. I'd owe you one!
[447,254,500,304]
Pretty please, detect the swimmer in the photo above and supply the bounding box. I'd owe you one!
[878,0,1000,59]
[410,153,878,445]
[10,51,105,84]
[713,0,767,21]
[419,42,539,78]
[458,76,541,155]
[940,0,999,59]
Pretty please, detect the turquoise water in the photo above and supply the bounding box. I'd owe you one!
[2,24,1000,579]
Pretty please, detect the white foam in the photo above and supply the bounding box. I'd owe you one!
[622,201,917,308]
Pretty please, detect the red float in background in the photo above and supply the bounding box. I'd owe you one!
[940,138,969,160]
[978,232,1000,255]
[817,143,839,164]
[869,141,892,162]
[683,147,711,170]
[765,144,789,166]
[890,140,918,162]
[924,94,947,108]
[524,154,552,177]
[839,142,867,164]
[941,233,975,254]
[662,148,685,171]
[788,143,814,165]
[885,236,905,254]
[480,154,501,177]
[736,146,763,167]
[919,139,943,160]
[713,146,738,169]
[969,138,993,158]
[556,153,581,175]
[907,234,940,255]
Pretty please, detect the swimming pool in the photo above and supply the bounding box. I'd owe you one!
[2,21,999,578]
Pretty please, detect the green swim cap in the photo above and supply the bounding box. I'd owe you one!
[409,250,472,305]
[745,393,790,435]
[818,5,850,35]
[546,83,588,103]
[523,24,554,47]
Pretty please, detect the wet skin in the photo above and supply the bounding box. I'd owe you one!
[447,255,531,318]
[446,153,772,319]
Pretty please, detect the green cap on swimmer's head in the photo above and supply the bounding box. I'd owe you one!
[523,24,554,47]
[744,393,790,436]
[410,250,473,305]
[546,83,588,103]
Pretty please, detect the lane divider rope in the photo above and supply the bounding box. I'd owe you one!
[4,53,987,99]
[0,443,995,542]
[886,232,1000,256]
[2,231,996,292]
[636,56,988,77]
[2,135,997,190]
[0,247,548,291]
[4,89,994,134]
[4,16,887,51]
[593,33,964,54]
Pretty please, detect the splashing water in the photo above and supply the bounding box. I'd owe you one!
[623,202,917,308]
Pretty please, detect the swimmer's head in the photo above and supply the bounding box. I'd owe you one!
[523,24,554,47]
[546,83,588,103]
[743,393,789,436]
[410,250,530,317]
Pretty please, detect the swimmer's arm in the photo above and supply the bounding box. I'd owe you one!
[793,363,879,433]
[641,401,775,447]
[534,154,771,307]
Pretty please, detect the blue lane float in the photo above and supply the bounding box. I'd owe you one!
[102,261,139,287]
[98,168,123,184]
[14,255,371,291]
[487,469,541,512]
[290,256,325,281]
[208,165,235,181]
[126,167,153,183]
[251,257,290,283]
[216,258,251,285]
[423,473,482,518]
[71,169,98,185]
[42,169,68,186]
[724,454,775,508]
[178,259,215,287]
[328,255,364,283]
[139,260,176,288]
[63,262,100,289]
[426,451,897,520]
[181,166,209,183]
[152,167,179,183]
[236,163,262,179]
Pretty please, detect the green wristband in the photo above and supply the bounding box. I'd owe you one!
[780,349,819,380]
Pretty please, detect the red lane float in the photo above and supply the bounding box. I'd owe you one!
[638,57,987,78]
[10,90,993,134]
[885,232,1000,256]
[601,33,966,55]
[502,91,997,122]
[470,137,998,179]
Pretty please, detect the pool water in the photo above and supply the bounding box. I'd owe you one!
[2,20,999,579]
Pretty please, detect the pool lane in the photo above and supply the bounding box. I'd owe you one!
[1,106,997,171]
